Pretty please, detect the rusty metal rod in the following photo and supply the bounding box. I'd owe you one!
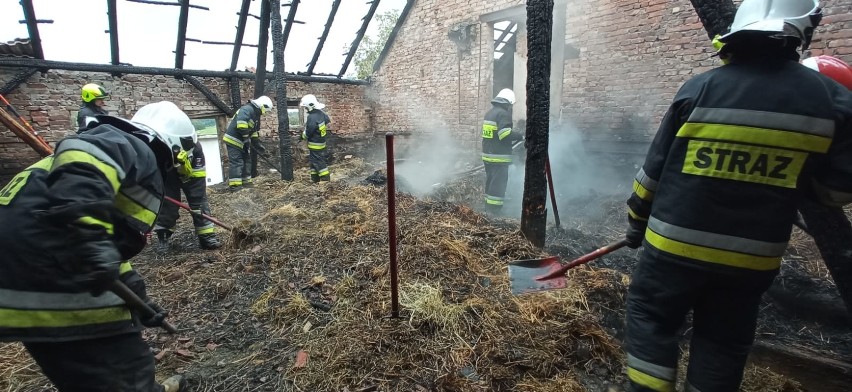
[163,196,232,231]
[386,132,400,318]
[545,158,560,227]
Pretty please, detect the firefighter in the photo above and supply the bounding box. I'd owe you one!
[481,88,522,214]
[0,101,195,391]
[797,54,852,320]
[76,83,110,133]
[154,142,221,253]
[223,96,273,189]
[300,94,331,183]
[623,1,852,391]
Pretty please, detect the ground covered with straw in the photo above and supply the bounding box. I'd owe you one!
[1,157,850,391]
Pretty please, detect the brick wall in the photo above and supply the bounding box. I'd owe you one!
[0,69,370,180]
[371,0,852,147]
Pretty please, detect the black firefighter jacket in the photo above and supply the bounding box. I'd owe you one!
[76,103,109,133]
[223,102,263,150]
[628,53,852,274]
[303,109,331,151]
[0,125,164,342]
[482,102,522,164]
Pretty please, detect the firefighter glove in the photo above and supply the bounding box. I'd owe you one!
[625,215,647,249]
[140,300,169,328]
[75,239,123,296]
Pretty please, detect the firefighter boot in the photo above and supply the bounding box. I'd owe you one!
[156,230,172,254]
[161,375,187,392]
[198,233,222,250]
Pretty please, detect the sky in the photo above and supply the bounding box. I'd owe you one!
[0,0,406,77]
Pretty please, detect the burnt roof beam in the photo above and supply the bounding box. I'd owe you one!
[125,0,208,10]
[0,57,369,85]
[20,0,44,60]
[254,0,272,98]
[174,0,190,69]
[107,0,120,68]
[229,0,252,72]
[373,0,415,74]
[306,0,340,75]
[280,0,301,54]
[339,0,381,78]
[494,22,516,50]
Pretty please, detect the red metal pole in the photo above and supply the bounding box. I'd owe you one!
[163,196,232,231]
[386,132,399,318]
[0,94,51,152]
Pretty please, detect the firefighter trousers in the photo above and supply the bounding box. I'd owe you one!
[484,162,509,213]
[308,149,330,183]
[625,254,777,392]
[155,173,215,236]
[226,144,252,187]
[24,332,164,392]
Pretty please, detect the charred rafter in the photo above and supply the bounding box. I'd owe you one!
[0,68,39,96]
[254,0,272,98]
[306,0,341,75]
[0,58,368,85]
[19,0,44,60]
[107,0,121,75]
[175,0,190,69]
[125,0,208,11]
[494,23,516,50]
[339,0,381,78]
[191,39,259,48]
[373,0,414,74]
[281,1,302,54]
[230,0,252,72]
[181,75,234,115]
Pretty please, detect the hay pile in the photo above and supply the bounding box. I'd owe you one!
[0,157,840,391]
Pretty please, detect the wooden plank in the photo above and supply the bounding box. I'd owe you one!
[749,341,852,391]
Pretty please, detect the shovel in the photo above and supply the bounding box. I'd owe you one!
[508,239,629,295]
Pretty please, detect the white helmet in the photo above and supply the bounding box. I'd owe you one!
[131,101,197,164]
[299,94,326,111]
[719,0,822,49]
[251,95,274,114]
[494,88,516,105]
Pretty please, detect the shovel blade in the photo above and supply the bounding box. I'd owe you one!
[508,257,567,295]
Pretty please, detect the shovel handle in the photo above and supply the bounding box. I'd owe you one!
[108,281,178,334]
[163,196,232,231]
[536,238,629,281]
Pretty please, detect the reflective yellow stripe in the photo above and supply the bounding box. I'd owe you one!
[76,216,114,235]
[628,368,675,392]
[628,209,647,221]
[498,127,512,140]
[319,122,327,137]
[682,140,806,188]
[632,179,654,201]
[190,169,207,178]
[236,121,250,129]
[115,192,157,227]
[119,261,133,274]
[0,306,131,328]
[686,107,835,138]
[677,123,831,153]
[645,228,781,271]
[482,155,513,163]
[52,150,121,192]
[229,179,243,186]
[308,142,326,150]
[318,167,330,176]
[223,134,244,148]
[29,157,54,171]
[197,226,215,235]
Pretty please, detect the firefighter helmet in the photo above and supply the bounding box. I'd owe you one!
[719,0,822,50]
[802,55,852,90]
[300,94,326,111]
[494,89,516,105]
[81,83,110,103]
[251,95,274,114]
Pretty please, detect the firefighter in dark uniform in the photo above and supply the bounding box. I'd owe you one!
[300,94,331,182]
[223,96,272,189]
[623,1,852,390]
[481,89,522,214]
[0,101,194,391]
[154,142,221,252]
[76,83,110,133]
